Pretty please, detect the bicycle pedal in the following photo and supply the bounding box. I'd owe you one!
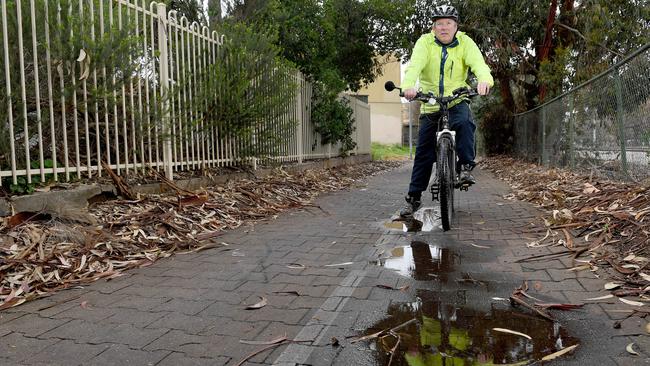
[430,183,440,201]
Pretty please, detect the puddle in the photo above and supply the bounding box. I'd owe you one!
[384,220,423,232]
[372,242,458,281]
[384,208,439,233]
[365,289,579,366]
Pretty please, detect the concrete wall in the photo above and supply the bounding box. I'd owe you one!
[370,104,402,144]
[353,55,404,145]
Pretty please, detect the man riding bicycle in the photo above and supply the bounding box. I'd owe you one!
[400,4,494,217]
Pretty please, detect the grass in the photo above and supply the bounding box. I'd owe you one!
[371,142,412,161]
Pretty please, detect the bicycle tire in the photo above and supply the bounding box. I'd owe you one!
[438,137,454,231]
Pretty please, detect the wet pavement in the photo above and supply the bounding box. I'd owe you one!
[367,289,579,366]
[370,242,457,281]
[0,163,648,365]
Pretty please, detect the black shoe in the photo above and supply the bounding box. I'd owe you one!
[399,195,422,217]
[459,165,476,185]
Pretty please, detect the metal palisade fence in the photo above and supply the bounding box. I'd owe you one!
[0,0,371,186]
[513,43,650,182]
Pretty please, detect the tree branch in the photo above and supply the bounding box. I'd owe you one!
[554,22,625,58]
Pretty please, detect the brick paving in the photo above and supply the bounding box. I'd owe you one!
[0,164,647,365]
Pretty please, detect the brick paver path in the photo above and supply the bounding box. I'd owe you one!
[1,164,647,365]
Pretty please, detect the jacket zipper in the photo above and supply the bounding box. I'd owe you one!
[439,47,448,96]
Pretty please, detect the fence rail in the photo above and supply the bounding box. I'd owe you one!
[0,0,371,187]
[513,43,650,181]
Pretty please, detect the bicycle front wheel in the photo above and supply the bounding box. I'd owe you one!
[438,137,455,231]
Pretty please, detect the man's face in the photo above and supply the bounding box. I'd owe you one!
[433,18,458,44]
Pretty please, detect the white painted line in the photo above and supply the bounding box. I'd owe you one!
[272,269,365,365]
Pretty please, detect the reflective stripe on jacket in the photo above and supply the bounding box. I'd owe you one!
[402,31,493,113]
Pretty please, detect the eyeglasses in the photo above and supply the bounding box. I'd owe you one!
[434,20,456,27]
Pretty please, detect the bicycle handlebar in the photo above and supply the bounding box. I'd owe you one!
[384,80,479,105]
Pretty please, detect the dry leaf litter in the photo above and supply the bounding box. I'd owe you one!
[0,161,401,310]
[481,157,649,318]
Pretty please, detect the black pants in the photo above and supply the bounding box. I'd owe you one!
[407,101,476,197]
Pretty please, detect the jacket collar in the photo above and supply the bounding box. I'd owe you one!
[434,35,459,48]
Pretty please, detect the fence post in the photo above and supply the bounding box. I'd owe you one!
[354,99,359,155]
[541,108,547,165]
[157,3,173,180]
[296,72,303,164]
[520,117,526,159]
[568,95,575,169]
[614,69,629,178]
[408,102,413,159]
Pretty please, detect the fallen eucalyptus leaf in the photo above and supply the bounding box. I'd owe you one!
[541,344,579,361]
[470,243,491,249]
[605,282,623,290]
[619,298,644,307]
[626,343,639,356]
[583,294,614,301]
[324,262,353,267]
[245,296,268,310]
[492,328,532,340]
[240,335,287,345]
[76,48,87,62]
[583,183,600,194]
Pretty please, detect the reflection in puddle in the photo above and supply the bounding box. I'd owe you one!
[414,208,438,232]
[373,243,457,281]
[384,220,423,232]
[366,289,579,366]
[384,208,439,233]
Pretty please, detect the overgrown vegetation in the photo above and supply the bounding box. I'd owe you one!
[222,0,412,154]
[371,142,410,161]
[4,0,648,179]
[0,0,145,175]
[174,21,297,160]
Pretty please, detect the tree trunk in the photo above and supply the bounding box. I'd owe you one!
[538,0,558,102]
[497,74,516,112]
[208,0,222,27]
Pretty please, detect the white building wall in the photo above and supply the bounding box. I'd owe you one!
[370,103,402,144]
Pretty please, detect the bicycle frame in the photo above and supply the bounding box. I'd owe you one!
[384,80,478,230]
[431,99,461,231]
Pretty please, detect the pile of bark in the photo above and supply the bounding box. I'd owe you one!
[481,156,649,307]
[0,161,401,310]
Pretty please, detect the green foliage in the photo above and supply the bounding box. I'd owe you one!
[371,142,410,160]
[2,159,55,195]
[538,46,572,97]
[167,0,208,25]
[0,0,145,172]
[403,0,648,110]
[252,0,411,91]
[311,84,356,153]
[172,21,297,160]
[227,0,413,154]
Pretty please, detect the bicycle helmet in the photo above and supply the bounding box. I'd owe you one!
[432,5,459,22]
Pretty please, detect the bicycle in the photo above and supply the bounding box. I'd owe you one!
[384,81,479,231]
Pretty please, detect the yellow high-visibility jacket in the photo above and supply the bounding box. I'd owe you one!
[402,31,494,113]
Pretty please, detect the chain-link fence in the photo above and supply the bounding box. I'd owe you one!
[514,43,650,182]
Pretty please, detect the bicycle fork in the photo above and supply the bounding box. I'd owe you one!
[430,130,456,201]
